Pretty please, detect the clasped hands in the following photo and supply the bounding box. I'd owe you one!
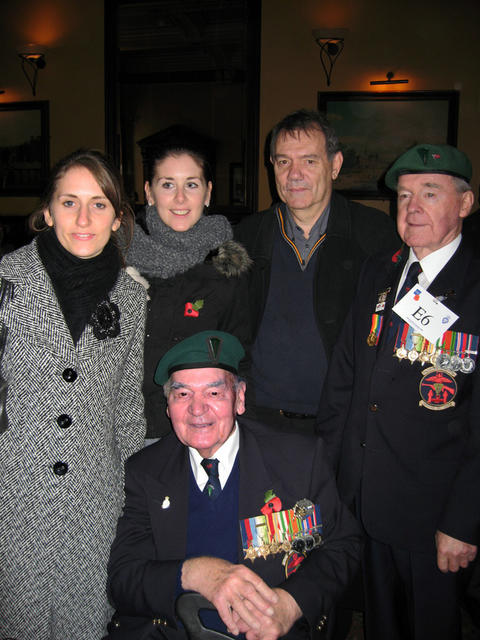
[181,556,301,640]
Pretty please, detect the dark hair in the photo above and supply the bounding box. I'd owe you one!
[143,125,214,185]
[145,146,213,185]
[269,109,340,160]
[29,149,134,250]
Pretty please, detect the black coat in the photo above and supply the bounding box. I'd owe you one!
[317,241,480,553]
[106,418,362,639]
[141,240,251,437]
[234,192,399,359]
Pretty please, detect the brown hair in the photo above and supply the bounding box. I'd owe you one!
[29,149,134,253]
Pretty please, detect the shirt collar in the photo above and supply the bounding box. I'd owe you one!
[283,202,330,245]
[189,422,240,490]
[407,234,462,287]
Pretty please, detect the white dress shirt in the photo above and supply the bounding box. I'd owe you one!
[396,234,462,299]
[189,422,240,491]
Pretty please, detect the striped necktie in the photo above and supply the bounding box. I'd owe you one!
[201,458,221,499]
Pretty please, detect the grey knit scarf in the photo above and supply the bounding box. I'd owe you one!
[127,205,233,278]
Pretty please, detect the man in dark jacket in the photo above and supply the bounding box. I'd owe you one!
[234,109,399,433]
[317,144,479,639]
[107,331,361,640]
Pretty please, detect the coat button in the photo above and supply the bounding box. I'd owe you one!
[57,414,72,429]
[369,402,379,412]
[62,368,77,382]
[53,461,68,476]
[360,441,366,447]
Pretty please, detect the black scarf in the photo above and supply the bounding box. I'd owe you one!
[37,230,121,344]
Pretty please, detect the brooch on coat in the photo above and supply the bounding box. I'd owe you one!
[184,299,204,318]
[89,299,121,339]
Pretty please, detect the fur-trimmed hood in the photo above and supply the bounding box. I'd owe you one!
[208,239,252,278]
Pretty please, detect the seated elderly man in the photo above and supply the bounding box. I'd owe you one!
[106,331,361,640]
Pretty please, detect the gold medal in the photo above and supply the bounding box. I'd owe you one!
[367,332,377,347]
[281,540,291,553]
[408,349,419,364]
[244,545,257,561]
[396,346,408,360]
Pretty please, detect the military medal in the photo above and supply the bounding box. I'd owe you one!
[449,354,462,372]
[396,346,408,360]
[408,350,419,363]
[240,499,323,574]
[435,352,451,370]
[294,499,314,519]
[367,332,377,347]
[461,357,475,374]
[367,314,384,347]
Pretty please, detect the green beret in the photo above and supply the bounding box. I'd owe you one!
[154,330,245,385]
[385,144,472,190]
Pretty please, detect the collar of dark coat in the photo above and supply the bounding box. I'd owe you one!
[142,419,297,554]
[378,239,472,313]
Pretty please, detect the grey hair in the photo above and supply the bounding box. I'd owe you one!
[269,109,340,161]
[451,176,473,194]
[163,371,244,398]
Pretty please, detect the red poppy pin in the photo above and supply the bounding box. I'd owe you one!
[391,249,402,263]
[261,489,282,515]
[184,299,204,318]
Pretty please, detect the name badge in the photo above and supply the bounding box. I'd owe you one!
[392,284,458,344]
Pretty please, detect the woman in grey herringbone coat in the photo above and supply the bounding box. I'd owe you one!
[0,150,147,640]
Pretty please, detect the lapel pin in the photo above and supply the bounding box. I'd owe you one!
[162,496,170,509]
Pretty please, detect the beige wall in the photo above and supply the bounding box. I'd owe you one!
[259,0,480,213]
[2,0,479,217]
[0,0,105,216]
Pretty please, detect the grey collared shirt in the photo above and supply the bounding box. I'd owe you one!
[283,203,330,269]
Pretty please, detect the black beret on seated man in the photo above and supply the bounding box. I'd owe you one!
[106,331,361,640]
[317,144,480,640]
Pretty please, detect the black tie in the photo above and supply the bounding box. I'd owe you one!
[389,261,422,341]
[395,261,422,303]
[201,458,221,499]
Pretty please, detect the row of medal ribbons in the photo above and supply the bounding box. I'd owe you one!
[393,324,478,374]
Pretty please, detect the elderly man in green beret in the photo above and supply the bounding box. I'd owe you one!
[107,330,361,640]
[317,144,479,639]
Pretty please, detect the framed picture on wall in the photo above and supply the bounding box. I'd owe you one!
[0,101,50,196]
[229,162,246,206]
[317,90,459,199]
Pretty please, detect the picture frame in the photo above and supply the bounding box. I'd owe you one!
[229,162,246,206]
[0,101,50,196]
[317,90,459,199]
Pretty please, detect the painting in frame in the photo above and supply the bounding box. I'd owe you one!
[317,90,459,199]
[0,101,50,196]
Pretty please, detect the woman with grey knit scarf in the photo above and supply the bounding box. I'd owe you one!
[127,142,251,441]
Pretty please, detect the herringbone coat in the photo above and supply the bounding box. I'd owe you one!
[0,239,147,640]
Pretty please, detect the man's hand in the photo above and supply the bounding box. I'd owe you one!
[181,557,278,636]
[435,530,477,573]
[234,588,302,640]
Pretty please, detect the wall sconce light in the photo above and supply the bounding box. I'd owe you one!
[312,28,347,87]
[17,44,46,96]
[370,71,408,86]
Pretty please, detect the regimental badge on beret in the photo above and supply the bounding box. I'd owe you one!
[154,330,245,385]
[384,143,472,190]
